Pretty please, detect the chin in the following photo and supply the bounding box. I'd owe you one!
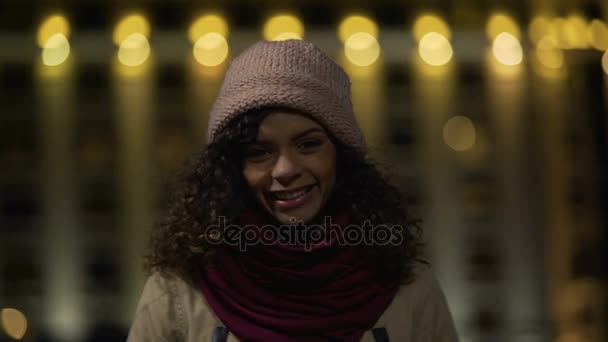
[273,209,318,225]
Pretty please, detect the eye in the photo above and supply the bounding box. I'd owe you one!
[243,146,273,162]
[297,139,323,153]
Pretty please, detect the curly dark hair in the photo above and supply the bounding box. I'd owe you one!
[146,108,426,284]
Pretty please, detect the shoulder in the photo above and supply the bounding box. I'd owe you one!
[127,272,190,342]
[378,263,437,322]
[400,263,449,314]
[376,263,460,342]
[403,262,442,301]
[128,271,225,342]
[134,272,190,312]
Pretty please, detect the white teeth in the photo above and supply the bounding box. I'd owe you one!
[273,186,312,200]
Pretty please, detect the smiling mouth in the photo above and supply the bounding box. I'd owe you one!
[268,185,316,201]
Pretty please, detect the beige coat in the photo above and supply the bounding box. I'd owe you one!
[127,264,459,342]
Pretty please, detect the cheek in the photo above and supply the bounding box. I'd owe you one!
[323,163,336,193]
[317,151,336,192]
[242,166,268,194]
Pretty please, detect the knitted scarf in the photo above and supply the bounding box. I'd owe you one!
[195,209,399,341]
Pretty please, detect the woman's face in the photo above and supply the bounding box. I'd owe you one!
[242,111,337,225]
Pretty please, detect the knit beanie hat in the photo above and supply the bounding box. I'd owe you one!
[206,39,367,155]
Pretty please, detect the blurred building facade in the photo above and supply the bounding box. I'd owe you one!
[0,0,607,341]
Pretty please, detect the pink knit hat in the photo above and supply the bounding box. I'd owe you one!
[206,39,367,155]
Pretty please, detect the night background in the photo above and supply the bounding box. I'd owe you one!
[0,0,607,341]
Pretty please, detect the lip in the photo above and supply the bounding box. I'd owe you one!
[267,184,317,211]
[268,184,316,194]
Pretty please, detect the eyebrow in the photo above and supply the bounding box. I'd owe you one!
[255,127,325,144]
[291,127,325,140]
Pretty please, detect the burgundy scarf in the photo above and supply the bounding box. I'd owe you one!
[194,210,399,341]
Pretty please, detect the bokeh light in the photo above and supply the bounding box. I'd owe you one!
[41,33,70,66]
[113,14,150,45]
[189,14,228,43]
[602,50,608,75]
[561,15,588,49]
[529,16,551,44]
[1,308,27,340]
[193,32,229,67]
[37,15,70,47]
[492,32,523,66]
[273,32,302,41]
[344,32,380,67]
[418,32,453,66]
[443,116,476,152]
[487,13,520,41]
[413,14,451,42]
[263,15,304,41]
[536,36,563,69]
[338,15,378,43]
[117,33,150,66]
[547,18,566,49]
[587,19,608,51]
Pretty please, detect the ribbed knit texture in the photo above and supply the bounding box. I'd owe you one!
[206,39,367,154]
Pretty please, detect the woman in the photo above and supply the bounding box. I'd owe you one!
[128,39,459,342]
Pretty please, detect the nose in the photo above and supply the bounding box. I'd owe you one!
[271,152,301,186]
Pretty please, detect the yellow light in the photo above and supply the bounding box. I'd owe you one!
[602,50,608,75]
[338,15,378,43]
[492,32,523,66]
[41,33,70,66]
[562,15,588,49]
[344,32,380,67]
[487,49,523,77]
[37,15,70,47]
[587,19,608,51]
[263,15,304,41]
[531,57,566,79]
[273,32,302,41]
[529,16,551,44]
[414,52,453,78]
[443,116,476,152]
[189,14,228,43]
[113,56,150,77]
[486,13,520,41]
[193,32,229,67]
[550,18,571,49]
[536,36,563,69]
[1,308,27,340]
[113,14,150,46]
[413,14,451,42]
[117,33,150,66]
[418,32,453,66]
